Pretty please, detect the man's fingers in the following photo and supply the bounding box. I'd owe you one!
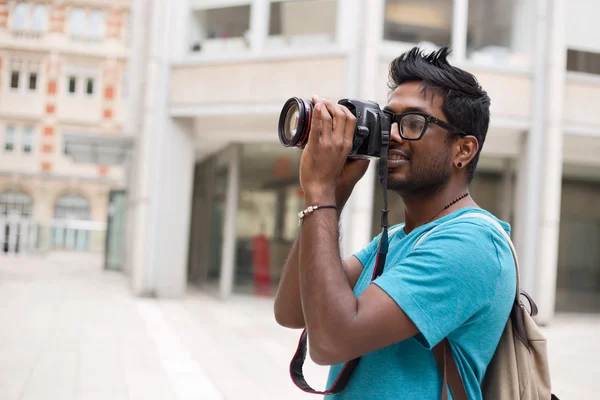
[307,100,324,149]
[321,99,347,150]
[340,106,357,153]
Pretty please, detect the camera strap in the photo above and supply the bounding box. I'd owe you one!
[289,128,391,395]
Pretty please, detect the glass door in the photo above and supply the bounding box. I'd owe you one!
[104,190,128,270]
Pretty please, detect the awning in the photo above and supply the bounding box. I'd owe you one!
[63,132,134,165]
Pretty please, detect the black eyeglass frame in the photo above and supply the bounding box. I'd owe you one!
[383,110,468,141]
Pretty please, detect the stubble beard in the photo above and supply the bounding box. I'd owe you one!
[387,155,453,198]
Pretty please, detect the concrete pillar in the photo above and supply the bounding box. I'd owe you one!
[513,0,566,324]
[250,0,269,54]
[340,0,383,257]
[126,0,195,297]
[499,159,514,223]
[219,145,240,299]
[535,0,566,324]
[152,118,195,297]
[451,0,468,62]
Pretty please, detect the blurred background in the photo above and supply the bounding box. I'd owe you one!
[0,0,599,399]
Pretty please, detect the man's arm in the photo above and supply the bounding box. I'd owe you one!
[296,98,418,366]
[274,94,370,330]
[273,233,365,329]
[298,198,418,366]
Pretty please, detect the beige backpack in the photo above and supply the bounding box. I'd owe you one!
[415,213,559,400]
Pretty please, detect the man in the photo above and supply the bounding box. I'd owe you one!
[274,47,516,399]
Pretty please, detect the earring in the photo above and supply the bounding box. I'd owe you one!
[457,162,463,168]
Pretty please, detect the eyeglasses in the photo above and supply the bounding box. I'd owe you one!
[383,111,468,141]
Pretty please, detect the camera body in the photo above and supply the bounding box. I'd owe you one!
[278,97,391,159]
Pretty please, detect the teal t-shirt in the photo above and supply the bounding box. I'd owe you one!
[325,208,516,399]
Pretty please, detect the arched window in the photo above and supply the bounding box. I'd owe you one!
[0,190,33,218]
[54,194,90,220]
[31,4,48,32]
[13,2,29,31]
[69,7,86,36]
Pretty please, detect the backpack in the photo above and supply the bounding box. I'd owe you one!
[414,212,558,400]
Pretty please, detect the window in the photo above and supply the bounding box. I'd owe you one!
[54,194,91,220]
[29,72,37,90]
[567,50,600,75]
[69,8,86,36]
[467,0,533,68]
[13,2,28,31]
[31,4,48,32]
[5,125,16,152]
[0,191,33,217]
[89,10,105,38]
[68,76,77,93]
[85,77,94,95]
[566,0,600,75]
[22,127,34,153]
[268,0,337,48]
[10,70,20,89]
[189,5,251,53]
[383,0,452,48]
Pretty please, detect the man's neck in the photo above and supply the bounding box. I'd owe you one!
[402,186,475,233]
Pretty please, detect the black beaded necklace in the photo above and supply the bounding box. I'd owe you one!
[427,192,470,223]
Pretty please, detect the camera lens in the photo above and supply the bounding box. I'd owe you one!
[278,97,312,148]
[283,103,299,141]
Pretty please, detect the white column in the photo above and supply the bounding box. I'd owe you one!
[219,145,240,299]
[511,0,535,54]
[512,133,528,257]
[152,118,195,297]
[516,0,551,301]
[341,0,384,257]
[338,0,362,257]
[126,0,195,297]
[169,0,190,61]
[250,0,269,54]
[451,0,469,62]
[499,159,514,223]
[336,0,360,52]
[535,0,566,324]
[513,0,566,324]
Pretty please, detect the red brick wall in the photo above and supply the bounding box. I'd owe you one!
[107,9,123,39]
[50,4,65,33]
[0,1,8,29]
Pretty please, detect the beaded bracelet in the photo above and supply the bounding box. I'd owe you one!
[297,204,337,225]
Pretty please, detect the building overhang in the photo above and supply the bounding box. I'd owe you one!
[63,132,134,166]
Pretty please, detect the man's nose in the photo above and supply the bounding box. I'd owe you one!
[390,122,404,144]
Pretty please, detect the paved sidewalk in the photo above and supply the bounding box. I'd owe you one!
[0,253,597,399]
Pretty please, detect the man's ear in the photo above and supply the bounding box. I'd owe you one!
[454,135,479,169]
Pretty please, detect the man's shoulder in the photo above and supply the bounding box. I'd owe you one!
[409,209,515,276]
[418,209,511,244]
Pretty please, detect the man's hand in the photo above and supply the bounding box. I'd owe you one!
[336,158,370,212]
[299,96,369,205]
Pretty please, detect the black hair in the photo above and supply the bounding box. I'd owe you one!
[388,47,491,183]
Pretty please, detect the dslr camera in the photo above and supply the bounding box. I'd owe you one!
[277,97,391,159]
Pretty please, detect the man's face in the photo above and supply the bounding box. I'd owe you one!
[384,81,456,197]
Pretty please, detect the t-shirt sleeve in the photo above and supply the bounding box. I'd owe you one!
[352,231,382,267]
[373,221,503,349]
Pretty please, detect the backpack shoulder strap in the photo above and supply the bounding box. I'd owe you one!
[414,212,522,400]
[413,212,521,300]
[389,223,405,238]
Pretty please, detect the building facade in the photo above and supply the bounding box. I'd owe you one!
[0,0,131,256]
[126,0,600,324]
